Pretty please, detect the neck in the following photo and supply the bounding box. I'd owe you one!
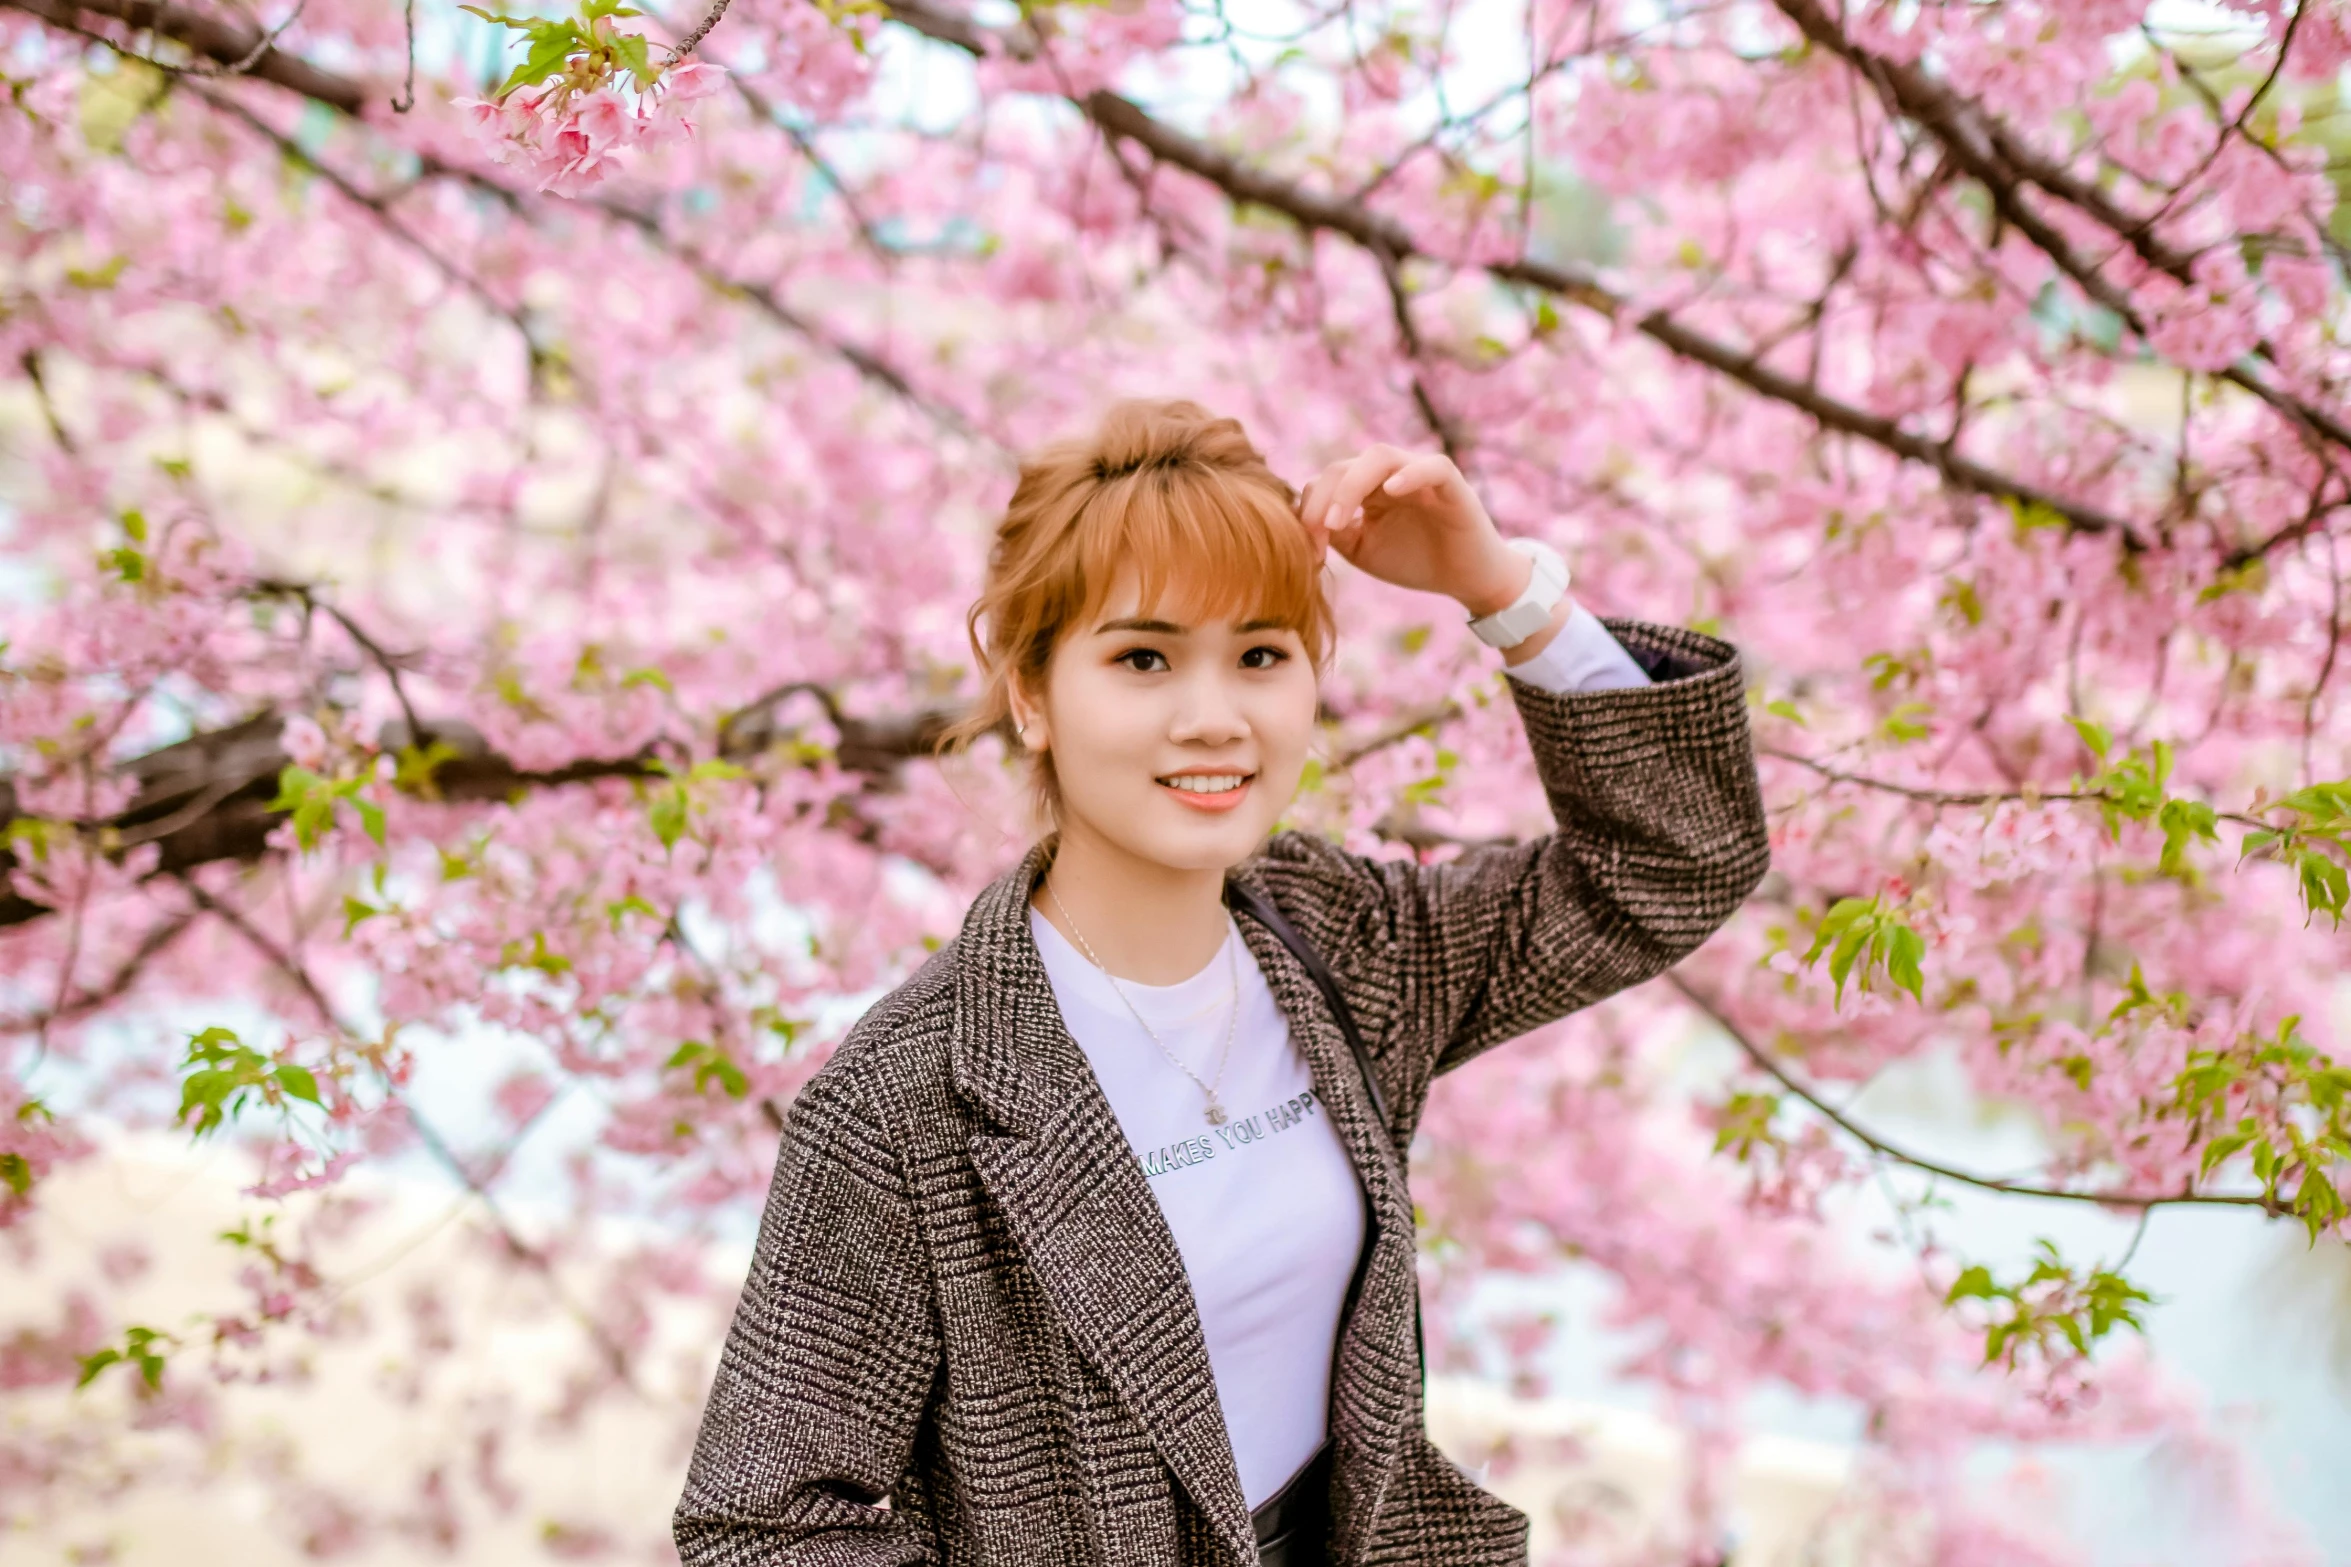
[1032,820,1231,986]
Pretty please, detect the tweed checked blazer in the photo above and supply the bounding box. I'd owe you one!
[674,618,1771,1567]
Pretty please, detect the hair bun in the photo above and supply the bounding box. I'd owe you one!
[1085,398,1270,485]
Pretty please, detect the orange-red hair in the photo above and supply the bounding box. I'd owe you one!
[941,398,1333,823]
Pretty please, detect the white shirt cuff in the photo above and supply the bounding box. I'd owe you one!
[1502,602,1654,694]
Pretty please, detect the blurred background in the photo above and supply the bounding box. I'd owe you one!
[8,0,2351,1561]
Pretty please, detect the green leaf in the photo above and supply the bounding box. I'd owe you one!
[605,894,661,932]
[2297,850,2348,927]
[2199,1127,2256,1176]
[496,23,588,98]
[1800,896,1874,961]
[1945,1264,1997,1303]
[1708,1090,1781,1161]
[1879,701,1932,743]
[1885,923,1926,1000]
[1763,698,1807,727]
[394,739,463,798]
[272,1064,322,1106]
[609,31,658,89]
[267,766,323,812]
[0,1151,31,1197]
[509,930,572,977]
[349,797,386,848]
[666,1040,750,1099]
[2067,715,2110,761]
[1827,916,1873,1001]
[649,785,689,851]
[341,895,381,938]
[66,255,128,290]
[2006,495,2071,534]
[2157,797,2218,875]
[77,1326,171,1391]
[75,1348,122,1389]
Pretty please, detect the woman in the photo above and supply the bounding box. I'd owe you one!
[673,400,1769,1566]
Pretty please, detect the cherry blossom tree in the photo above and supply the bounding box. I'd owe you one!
[4,0,2349,1557]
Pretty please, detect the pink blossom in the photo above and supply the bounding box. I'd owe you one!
[662,60,726,104]
[571,92,631,154]
[280,714,329,769]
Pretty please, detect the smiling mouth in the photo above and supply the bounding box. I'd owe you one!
[1156,773,1253,795]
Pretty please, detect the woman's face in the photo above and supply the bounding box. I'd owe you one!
[1022,569,1319,874]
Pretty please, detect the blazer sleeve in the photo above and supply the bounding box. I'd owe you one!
[1258,618,1769,1120]
[674,1067,940,1567]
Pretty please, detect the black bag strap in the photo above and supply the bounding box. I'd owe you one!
[1224,877,1426,1379]
[1223,878,1389,1131]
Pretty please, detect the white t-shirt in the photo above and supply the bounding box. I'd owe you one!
[1028,606,1651,1507]
[1032,910,1361,1506]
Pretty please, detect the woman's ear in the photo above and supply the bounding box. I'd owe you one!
[1007,677,1047,754]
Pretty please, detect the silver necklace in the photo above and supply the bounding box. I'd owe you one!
[1044,878,1240,1126]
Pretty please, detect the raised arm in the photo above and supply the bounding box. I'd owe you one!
[674,1065,939,1567]
[1273,445,1770,1126]
[1254,615,1768,1129]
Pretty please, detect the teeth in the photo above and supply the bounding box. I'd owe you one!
[1162,775,1247,794]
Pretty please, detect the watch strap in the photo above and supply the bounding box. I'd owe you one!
[1467,538,1571,650]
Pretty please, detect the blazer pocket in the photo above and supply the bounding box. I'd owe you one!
[1394,1431,1530,1559]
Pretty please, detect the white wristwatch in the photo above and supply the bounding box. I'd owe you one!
[1466,538,1573,650]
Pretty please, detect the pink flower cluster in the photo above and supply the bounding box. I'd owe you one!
[459,60,725,196]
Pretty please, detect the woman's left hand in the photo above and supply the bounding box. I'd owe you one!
[1295,444,1532,618]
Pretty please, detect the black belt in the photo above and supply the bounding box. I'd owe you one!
[1249,1443,1331,1567]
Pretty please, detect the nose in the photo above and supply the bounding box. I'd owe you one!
[1166,665,1250,748]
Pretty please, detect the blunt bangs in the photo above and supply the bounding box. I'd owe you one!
[1069,464,1332,663]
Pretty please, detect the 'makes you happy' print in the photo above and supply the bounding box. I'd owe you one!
[1135,1089,1327,1180]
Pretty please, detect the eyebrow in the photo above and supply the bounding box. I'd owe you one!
[1092,615,1295,635]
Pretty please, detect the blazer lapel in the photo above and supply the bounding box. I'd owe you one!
[1228,874,1420,1567]
[949,847,1257,1566]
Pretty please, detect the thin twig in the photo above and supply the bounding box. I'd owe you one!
[0,905,198,1034]
[669,0,731,59]
[249,578,428,748]
[1667,973,2283,1215]
[874,0,2148,545]
[389,0,414,111]
[178,874,650,1392]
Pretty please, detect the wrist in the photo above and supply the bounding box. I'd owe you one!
[1454,544,1534,620]
[1499,593,1576,667]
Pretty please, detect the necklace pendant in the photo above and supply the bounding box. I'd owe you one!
[1204,1097,1228,1127]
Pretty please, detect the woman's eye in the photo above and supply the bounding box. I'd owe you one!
[1240,645,1290,670]
[1116,648,1170,673]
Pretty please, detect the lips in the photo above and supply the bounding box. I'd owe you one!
[1156,771,1255,813]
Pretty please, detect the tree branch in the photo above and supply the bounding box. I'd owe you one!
[6,0,362,109]
[879,0,2148,545]
[0,691,956,929]
[1667,972,2283,1215]
[178,875,651,1391]
[0,0,989,445]
[1773,0,2351,465]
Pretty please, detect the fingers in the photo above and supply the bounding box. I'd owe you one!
[1315,444,1417,535]
[1379,451,1458,500]
[1294,445,1465,568]
[1294,459,1348,560]
[1294,459,1346,538]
